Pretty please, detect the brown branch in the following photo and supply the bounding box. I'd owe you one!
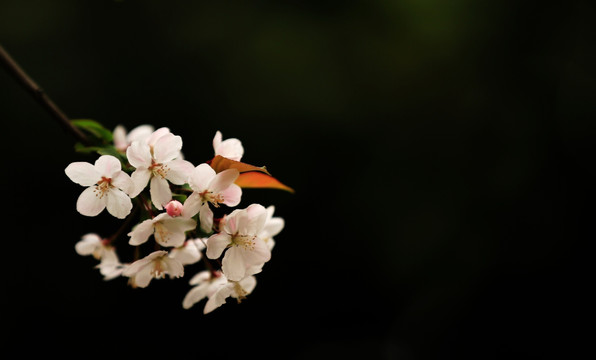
[0,43,90,145]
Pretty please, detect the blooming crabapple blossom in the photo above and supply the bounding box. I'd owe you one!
[75,233,125,280]
[203,275,257,314]
[260,205,285,251]
[169,238,206,265]
[113,124,155,152]
[165,200,184,217]
[213,130,244,161]
[65,155,133,219]
[182,270,228,310]
[122,250,184,288]
[127,131,194,209]
[96,249,126,281]
[182,163,242,233]
[75,233,110,259]
[128,213,196,248]
[206,204,270,281]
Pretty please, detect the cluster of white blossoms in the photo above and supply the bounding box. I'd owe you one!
[67,125,286,314]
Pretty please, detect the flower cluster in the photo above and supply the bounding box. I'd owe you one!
[67,124,287,314]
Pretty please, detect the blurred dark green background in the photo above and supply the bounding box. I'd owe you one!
[1,0,594,359]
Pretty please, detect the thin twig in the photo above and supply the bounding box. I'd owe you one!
[0,43,90,145]
[107,204,140,245]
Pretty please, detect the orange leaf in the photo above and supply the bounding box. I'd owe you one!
[208,155,271,175]
[235,172,295,193]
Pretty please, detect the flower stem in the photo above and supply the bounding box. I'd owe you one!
[0,43,90,145]
[107,204,139,244]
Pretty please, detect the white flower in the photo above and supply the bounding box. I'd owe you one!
[126,131,194,209]
[169,238,206,265]
[260,205,285,251]
[75,233,125,280]
[203,275,257,314]
[206,204,270,281]
[122,250,184,288]
[75,233,109,260]
[128,213,196,248]
[182,163,242,233]
[95,248,126,281]
[113,124,155,152]
[182,270,228,310]
[65,155,133,219]
[213,130,244,161]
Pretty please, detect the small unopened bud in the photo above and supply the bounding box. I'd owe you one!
[165,200,183,217]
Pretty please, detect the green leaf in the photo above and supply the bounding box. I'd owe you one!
[71,119,113,143]
[172,193,188,203]
[74,143,127,163]
[74,142,104,154]
[97,145,123,158]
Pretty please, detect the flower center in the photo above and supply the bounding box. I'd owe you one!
[199,190,224,208]
[231,233,257,251]
[233,281,248,303]
[94,176,112,198]
[151,259,166,279]
[153,222,171,245]
[149,161,169,179]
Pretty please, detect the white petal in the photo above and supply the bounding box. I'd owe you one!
[221,184,242,207]
[94,155,122,178]
[206,232,231,259]
[126,141,152,169]
[238,276,257,295]
[155,217,196,248]
[122,256,151,277]
[209,168,239,194]
[106,188,133,219]
[99,248,120,266]
[99,263,125,281]
[163,257,184,278]
[203,284,234,314]
[154,133,183,163]
[76,186,106,217]
[133,266,154,288]
[199,204,214,233]
[150,176,172,210]
[128,219,155,246]
[183,283,209,309]
[215,138,244,162]
[265,238,276,251]
[222,209,241,234]
[181,192,201,218]
[221,247,247,282]
[263,217,285,239]
[189,163,215,192]
[127,125,155,144]
[111,171,134,195]
[65,162,100,186]
[130,168,151,197]
[170,243,202,265]
[212,131,222,152]
[245,204,268,234]
[245,238,271,266]
[147,127,170,147]
[113,125,128,151]
[189,270,212,286]
[165,159,194,185]
[164,216,197,234]
[75,234,102,256]
[246,263,264,277]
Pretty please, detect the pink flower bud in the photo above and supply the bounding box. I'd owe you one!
[165,200,183,217]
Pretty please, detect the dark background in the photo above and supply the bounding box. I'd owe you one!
[1,1,594,359]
